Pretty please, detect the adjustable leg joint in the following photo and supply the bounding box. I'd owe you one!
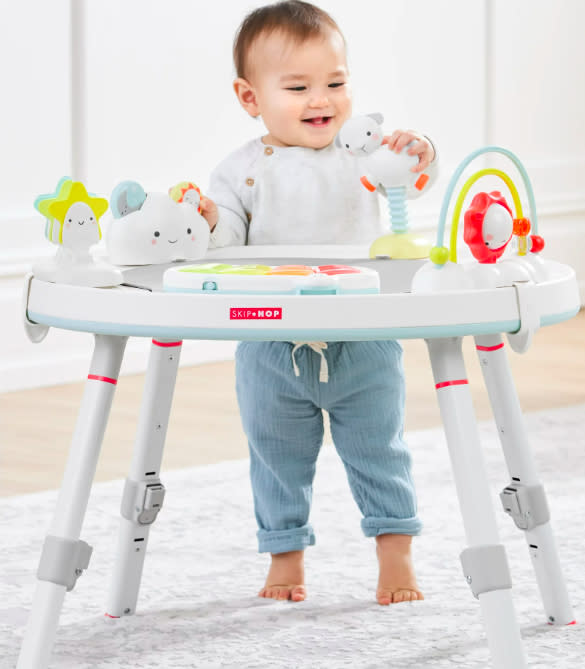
[37,536,93,591]
[121,478,166,525]
[500,482,550,531]
[460,544,512,599]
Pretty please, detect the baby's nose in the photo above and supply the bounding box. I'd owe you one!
[309,94,329,107]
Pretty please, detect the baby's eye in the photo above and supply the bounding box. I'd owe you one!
[286,86,306,91]
[328,82,345,88]
[154,231,160,237]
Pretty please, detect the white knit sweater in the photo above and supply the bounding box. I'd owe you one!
[207,137,437,248]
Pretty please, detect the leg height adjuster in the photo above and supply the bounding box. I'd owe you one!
[460,544,512,599]
[37,536,93,591]
[121,478,166,525]
[500,482,550,531]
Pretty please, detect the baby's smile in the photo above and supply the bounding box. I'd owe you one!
[302,116,333,127]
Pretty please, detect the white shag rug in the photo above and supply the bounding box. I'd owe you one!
[2,405,584,669]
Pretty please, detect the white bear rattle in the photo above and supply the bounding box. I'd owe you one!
[336,113,433,259]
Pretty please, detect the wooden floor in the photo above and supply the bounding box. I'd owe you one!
[1,311,583,496]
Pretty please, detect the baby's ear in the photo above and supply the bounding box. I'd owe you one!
[367,112,384,125]
[233,78,260,117]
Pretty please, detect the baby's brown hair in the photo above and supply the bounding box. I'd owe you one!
[233,1,343,80]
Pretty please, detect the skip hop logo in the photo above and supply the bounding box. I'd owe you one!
[230,307,282,320]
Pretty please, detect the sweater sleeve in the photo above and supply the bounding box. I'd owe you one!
[206,155,249,248]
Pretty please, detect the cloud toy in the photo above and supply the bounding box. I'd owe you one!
[105,181,210,266]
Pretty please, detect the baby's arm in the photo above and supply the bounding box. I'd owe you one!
[200,196,218,231]
[204,161,249,248]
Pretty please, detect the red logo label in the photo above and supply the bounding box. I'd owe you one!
[230,307,282,320]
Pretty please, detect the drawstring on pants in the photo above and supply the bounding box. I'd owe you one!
[291,342,329,383]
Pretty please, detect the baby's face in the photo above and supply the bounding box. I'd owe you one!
[246,29,352,149]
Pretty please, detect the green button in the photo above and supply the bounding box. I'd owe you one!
[216,264,271,275]
[179,263,233,273]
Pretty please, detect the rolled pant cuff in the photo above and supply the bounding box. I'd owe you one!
[361,515,423,537]
[257,525,316,554]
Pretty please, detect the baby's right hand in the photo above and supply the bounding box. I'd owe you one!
[200,196,218,232]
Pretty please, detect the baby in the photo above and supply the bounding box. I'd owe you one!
[200,0,436,605]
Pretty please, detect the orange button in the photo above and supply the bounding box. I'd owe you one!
[267,269,315,276]
[274,265,314,271]
[267,264,315,276]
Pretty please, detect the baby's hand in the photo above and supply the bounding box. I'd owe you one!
[383,130,435,173]
[200,196,218,232]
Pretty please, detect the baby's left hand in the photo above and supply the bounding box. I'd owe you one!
[383,130,435,173]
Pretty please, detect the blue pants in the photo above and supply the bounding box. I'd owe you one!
[235,340,422,554]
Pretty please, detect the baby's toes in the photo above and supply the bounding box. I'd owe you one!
[258,586,278,599]
[276,587,290,601]
[376,589,393,605]
[291,586,306,602]
[393,590,407,603]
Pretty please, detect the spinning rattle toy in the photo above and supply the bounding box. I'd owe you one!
[168,181,202,211]
[337,113,433,259]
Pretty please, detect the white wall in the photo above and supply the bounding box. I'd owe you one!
[1,0,584,392]
[488,0,585,278]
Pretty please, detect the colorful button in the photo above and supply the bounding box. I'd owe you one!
[317,265,361,275]
[267,265,315,276]
[179,263,233,273]
[217,264,272,275]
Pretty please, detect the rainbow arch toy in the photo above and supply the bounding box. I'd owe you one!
[412,146,550,295]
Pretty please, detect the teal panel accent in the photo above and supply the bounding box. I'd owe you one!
[540,307,580,327]
[163,287,379,295]
[27,309,578,342]
[297,287,337,295]
[28,310,526,341]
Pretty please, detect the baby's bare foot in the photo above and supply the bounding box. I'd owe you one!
[376,534,424,605]
[258,550,306,602]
